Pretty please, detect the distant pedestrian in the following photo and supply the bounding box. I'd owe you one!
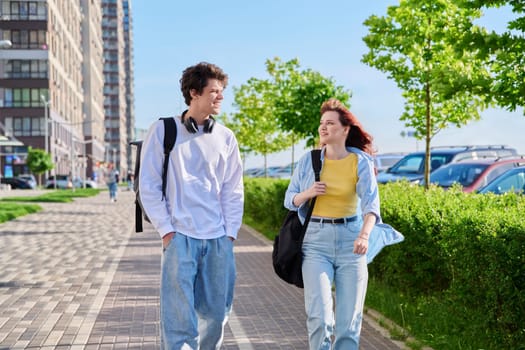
[126,171,133,191]
[104,163,119,202]
[139,62,244,349]
[284,98,380,349]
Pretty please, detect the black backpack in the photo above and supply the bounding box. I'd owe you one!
[272,149,321,288]
[130,117,177,232]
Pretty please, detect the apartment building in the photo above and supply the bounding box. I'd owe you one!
[80,0,106,181]
[123,0,134,175]
[0,0,134,184]
[102,0,130,176]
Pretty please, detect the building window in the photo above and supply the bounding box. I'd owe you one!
[3,88,48,107]
[8,29,46,49]
[2,1,46,20]
[6,60,48,79]
[9,116,44,137]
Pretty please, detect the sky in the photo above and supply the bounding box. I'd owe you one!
[132,0,524,169]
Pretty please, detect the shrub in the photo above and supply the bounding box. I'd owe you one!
[243,177,289,239]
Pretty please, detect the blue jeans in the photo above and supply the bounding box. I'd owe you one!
[160,233,236,350]
[108,182,117,200]
[302,218,368,350]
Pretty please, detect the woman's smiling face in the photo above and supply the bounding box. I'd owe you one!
[319,111,349,145]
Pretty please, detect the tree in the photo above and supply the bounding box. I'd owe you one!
[226,77,294,176]
[228,57,351,174]
[362,0,493,188]
[462,0,525,113]
[26,147,53,186]
[268,57,351,148]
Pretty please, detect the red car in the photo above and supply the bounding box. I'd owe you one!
[425,157,525,193]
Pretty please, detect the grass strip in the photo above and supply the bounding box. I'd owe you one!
[0,202,42,223]
[0,188,101,203]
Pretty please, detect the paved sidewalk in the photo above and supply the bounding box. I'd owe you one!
[0,190,404,349]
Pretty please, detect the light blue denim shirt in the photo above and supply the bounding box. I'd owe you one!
[284,146,381,224]
[284,146,404,263]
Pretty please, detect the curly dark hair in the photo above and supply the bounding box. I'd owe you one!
[320,98,374,155]
[180,62,228,106]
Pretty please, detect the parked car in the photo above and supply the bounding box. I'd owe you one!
[244,167,264,178]
[0,177,33,189]
[268,163,296,179]
[45,175,73,189]
[422,157,525,192]
[377,145,518,184]
[244,163,297,179]
[16,174,37,189]
[374,153,407,174]
[477,166,525,194]
[72,176,98,189]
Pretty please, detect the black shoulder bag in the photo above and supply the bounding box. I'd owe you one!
[129,117,177,233]
[272,149,322,288]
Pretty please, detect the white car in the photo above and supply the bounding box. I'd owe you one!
[374,153,407,174]
[45,175,73,189]
[72,176,98,189]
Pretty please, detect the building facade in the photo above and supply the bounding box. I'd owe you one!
[80,0,106,181]
[0,0,134,185]
[102,0,129,176]
[123,0,134,175]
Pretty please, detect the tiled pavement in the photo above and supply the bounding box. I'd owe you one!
[0,190,405,349]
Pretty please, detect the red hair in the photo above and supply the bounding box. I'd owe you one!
[320,98,374,155]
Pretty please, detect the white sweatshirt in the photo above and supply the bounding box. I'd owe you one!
[139,116,244,239]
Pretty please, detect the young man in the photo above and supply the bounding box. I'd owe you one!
[139,62,244,349]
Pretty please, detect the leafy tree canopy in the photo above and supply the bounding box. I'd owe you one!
[362,0,493,187]
[226,57,351,170]
[26,147,53,175]
[462,0,525,113]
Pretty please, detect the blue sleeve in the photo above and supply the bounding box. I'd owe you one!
[284,156,305,211]
[356,154,381,223]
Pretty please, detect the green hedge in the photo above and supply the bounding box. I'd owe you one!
[375,182,525,349]
[243,177,290,240]
[243,178,525,349]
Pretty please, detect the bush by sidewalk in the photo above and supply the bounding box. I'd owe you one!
[372,182,525,349]
[243,178,289,239]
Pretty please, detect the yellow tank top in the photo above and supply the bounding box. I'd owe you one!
[312,153,358,218]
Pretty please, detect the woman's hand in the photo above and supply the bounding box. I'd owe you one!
[307,181,327,198]
[353,236,368,255]
[293,181,327,207]
[354,213,376,255]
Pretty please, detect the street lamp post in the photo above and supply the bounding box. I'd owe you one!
[71,131,75,192]
[40,95,50,183]
[0,40,12,49]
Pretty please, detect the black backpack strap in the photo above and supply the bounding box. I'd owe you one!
[159,117,177,200]
[136,202,143,232]
[311,149,322,182]
[301,149,323,239]
[129,140,144,232]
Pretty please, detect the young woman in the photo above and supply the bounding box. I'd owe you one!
[284,98,380,349]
